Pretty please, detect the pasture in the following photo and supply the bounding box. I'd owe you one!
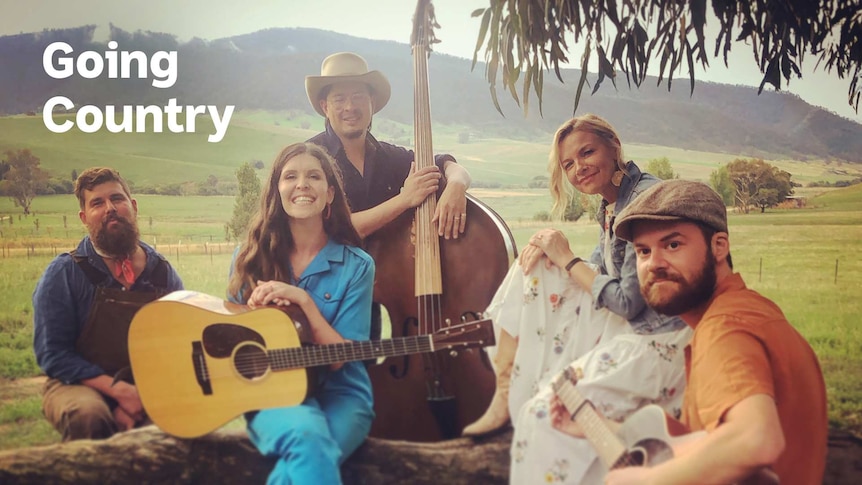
[1,187,861,450]
[3,110,861,192]
[1,110,861,452]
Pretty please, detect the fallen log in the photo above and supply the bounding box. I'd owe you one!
[1,426,859,484]
[0,425,512,484]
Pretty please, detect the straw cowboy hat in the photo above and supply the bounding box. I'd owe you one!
[305,52,391,117]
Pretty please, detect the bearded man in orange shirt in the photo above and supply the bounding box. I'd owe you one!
[554,179,827,485]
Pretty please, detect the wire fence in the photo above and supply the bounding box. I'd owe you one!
[1,240,237,261]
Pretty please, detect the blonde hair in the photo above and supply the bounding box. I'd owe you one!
[227,142,361,302]
[547,114,626,219]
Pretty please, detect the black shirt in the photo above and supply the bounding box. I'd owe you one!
[308,123,454,212]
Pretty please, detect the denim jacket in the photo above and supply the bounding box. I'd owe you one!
[588,161,686,334]
[32,237,184,383]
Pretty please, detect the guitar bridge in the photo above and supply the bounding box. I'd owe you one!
[192,341,213,395]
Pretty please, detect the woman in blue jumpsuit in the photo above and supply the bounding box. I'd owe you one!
[227,142,375,484]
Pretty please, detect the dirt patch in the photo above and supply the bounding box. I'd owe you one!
[0,376,45,403]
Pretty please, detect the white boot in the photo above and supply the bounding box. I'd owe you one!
[462,329,517,436]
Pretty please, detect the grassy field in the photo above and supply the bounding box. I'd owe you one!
[1,185,861,450]
[1,110,861,451]
[3,110,862,191]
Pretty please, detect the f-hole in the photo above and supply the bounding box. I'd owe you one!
[387,315,418,379]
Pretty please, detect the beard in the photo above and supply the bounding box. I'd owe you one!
[340,126,365,140]
[92,213,140,257]
[640,247,717,316]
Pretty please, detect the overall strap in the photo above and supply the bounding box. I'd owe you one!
[149,255,170,289]
[69,249,108,286]
[70,248,171,288]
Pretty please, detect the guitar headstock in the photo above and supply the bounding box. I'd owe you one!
[411,0,440,52]
[430,318,495,350]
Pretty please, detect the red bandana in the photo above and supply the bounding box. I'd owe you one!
[114,258,136,285]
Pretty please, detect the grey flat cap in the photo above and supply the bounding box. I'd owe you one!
[614,179,728,241]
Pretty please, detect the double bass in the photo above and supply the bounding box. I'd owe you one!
[365,0,517,442]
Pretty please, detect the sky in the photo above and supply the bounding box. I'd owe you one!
[2,0,860,123]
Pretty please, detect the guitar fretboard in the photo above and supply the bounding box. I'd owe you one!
[553,371,629,469]
[268,335,435,370]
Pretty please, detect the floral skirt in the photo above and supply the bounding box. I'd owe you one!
[484,262,691,484]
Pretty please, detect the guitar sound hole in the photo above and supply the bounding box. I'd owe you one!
[233,343,269,380]
[620,449,645,468]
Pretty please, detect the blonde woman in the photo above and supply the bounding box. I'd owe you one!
[463,114,691,484]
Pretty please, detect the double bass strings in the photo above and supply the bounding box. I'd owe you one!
[412,24,446,338]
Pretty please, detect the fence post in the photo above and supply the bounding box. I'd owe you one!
[835,259,839,284]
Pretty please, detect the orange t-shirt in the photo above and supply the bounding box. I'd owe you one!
[682,273,827,485]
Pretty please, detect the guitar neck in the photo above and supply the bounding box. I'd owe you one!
[267,335,434,371]
[554,375,630,469]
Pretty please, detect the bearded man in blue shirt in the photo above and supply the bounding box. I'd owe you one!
[32,167,183,441]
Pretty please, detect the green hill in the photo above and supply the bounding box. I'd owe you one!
[3,110,862,193]
[810,183,862,212]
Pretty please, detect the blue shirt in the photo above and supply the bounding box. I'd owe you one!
[589,161,687,334]
[229,239,376,408]
[308,123,455,212]
[32,237,184,383]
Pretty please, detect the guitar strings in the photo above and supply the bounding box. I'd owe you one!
[194,338,436,379]
[553,372,638,469]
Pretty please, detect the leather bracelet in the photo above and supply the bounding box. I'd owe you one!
[565,257,583,272]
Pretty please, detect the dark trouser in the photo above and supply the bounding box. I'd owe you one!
[42,378,117,441]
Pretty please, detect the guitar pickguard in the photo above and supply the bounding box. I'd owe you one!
[202,323,265,358]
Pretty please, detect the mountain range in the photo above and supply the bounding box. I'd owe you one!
[1,25,861,163]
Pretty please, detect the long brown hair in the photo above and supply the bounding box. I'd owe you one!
[547,114,627,219]
[228,142,361,301]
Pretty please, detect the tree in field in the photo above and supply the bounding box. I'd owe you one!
[563,194,586,222]
[227,162,261,240]
[645,157,678,180]
[0,149,48,215]
[726,158,793,213]
[471,0,861,115]
[709,165,735,206]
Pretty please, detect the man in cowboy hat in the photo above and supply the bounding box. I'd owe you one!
[306,51,471,240]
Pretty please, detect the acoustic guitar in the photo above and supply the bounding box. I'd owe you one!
[128,291,495,438]
[551,367,780,484]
